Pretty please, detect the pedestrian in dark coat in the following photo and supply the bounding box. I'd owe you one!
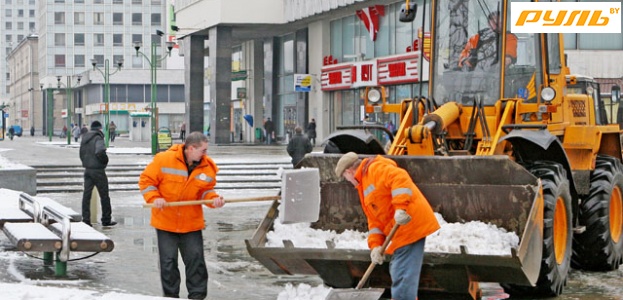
[79,120,115,227]
[287,126,313,167]
[306,118,317,146]
[264,118,275,144]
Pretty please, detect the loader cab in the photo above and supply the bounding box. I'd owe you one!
[566,75,609,125]
[429,0,546,106]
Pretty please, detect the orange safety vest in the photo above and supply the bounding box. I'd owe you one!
[139,144,219,233]
[355,156,440,254]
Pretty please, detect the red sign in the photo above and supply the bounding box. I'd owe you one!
[377,53,419,85]
[351,61,378,88]
[320,63,352,91]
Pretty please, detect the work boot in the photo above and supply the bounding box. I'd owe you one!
[102,221,117,227]
[83,221,92,227]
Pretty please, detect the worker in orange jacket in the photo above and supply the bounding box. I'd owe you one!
[335,152,440,300]
[458,10,517,71]
[139,131,224,299]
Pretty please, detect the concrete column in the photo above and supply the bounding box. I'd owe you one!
[184,34,207,135]
[208,26,233,144]
[252,39,265,143]
[308,20,330,144]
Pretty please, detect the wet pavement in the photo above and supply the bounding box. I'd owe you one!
[1,135,622,299]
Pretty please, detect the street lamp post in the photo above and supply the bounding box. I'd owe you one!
[133,30,174,155]
[91,58,123,148]
[57,75,82,145]
[45,86,54,142]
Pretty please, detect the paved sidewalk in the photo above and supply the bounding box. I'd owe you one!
[0,134,305,167]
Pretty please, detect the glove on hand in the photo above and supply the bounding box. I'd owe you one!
[394,209,412,225]
[370,246,384,265]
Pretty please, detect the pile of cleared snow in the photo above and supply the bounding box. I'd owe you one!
[266,213,519,255]
[276,283,331,300]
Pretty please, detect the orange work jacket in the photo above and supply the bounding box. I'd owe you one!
[139,144,219,233]
[354,155,440,254]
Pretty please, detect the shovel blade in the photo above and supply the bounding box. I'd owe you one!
[279,168,321,224]
[325,288,385,300]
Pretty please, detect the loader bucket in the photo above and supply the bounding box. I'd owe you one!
[246,153,545,296]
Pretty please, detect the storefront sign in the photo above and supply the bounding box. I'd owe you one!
[378,52,419,85]
[320,63,352,91]
[321,52,420,91]
[351,61,378,88]
[294,74,313,92]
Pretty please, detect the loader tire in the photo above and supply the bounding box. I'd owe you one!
[503,161,572,297]
[572,155,623,271]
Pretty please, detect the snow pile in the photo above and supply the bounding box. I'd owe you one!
[265,221,367,249]
[266,213,519,255]
[276,283,331,300]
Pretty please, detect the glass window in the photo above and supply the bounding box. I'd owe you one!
[151,34,162,46]
[564,33,576,50]
[17,22,23,30]
[113,55,124,66]
[17,9,23,17]
[94,12,104,25]
[55,33,65,46]
[578,33,623,50]
[132,34,142,45]
[17,34,23,41]
[54,12,64,24]
[29,9,34,18]
[132,0,142,4]
[113,34,123,46]
[75,55,85,67]
[93,55,104,67]
[113,13,123,25]
[5,22,11,30]
[5,9,11,18]
[94,0,103,3]
[113,0,123,3]
[5,35,12,43]
[55,55,66,67]
[29,22,35,31]
[74,33,85,46]
[75,0,84,3]
[132,55,143,68]
[94,33,104,46]
[151,13,161,25]
[132,13,142,25]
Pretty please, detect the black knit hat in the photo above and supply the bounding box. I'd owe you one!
[91,120,102,130]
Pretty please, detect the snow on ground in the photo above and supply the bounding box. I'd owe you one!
[266,213,519,255]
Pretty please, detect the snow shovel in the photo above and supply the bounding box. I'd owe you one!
[142,168,321,224]
[325,223,400,300]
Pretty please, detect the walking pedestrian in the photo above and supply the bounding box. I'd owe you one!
[334,152,440,300]
[306,118,317,146]
[72,123,81,142]
[139,131,225,300]
[80,124,88,138]
[30,126,35,136]
[286,126,313,168]
[8,126,14,140]
[180,122,186,142]
[61,125,67,138]
[109,121,117,142]
[79,121,116,227]
[264,117,274,145]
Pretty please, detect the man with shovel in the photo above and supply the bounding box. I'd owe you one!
[139,131,225,299]
[335,152,440,300]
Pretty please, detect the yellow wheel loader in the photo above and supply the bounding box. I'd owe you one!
[246,0,623,298]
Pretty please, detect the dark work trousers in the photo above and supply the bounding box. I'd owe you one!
[81,168,112,224]
[156,229,208,299]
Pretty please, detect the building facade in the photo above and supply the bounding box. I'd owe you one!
[174,0,622,146]
[6,0,186,138]
[1,0,38,103]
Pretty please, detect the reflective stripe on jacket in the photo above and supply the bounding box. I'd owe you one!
[139,144,219,233]
[355,155,440,254]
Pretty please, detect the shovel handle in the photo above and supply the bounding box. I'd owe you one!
[142,195,280,208]
[356,222,401,289]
